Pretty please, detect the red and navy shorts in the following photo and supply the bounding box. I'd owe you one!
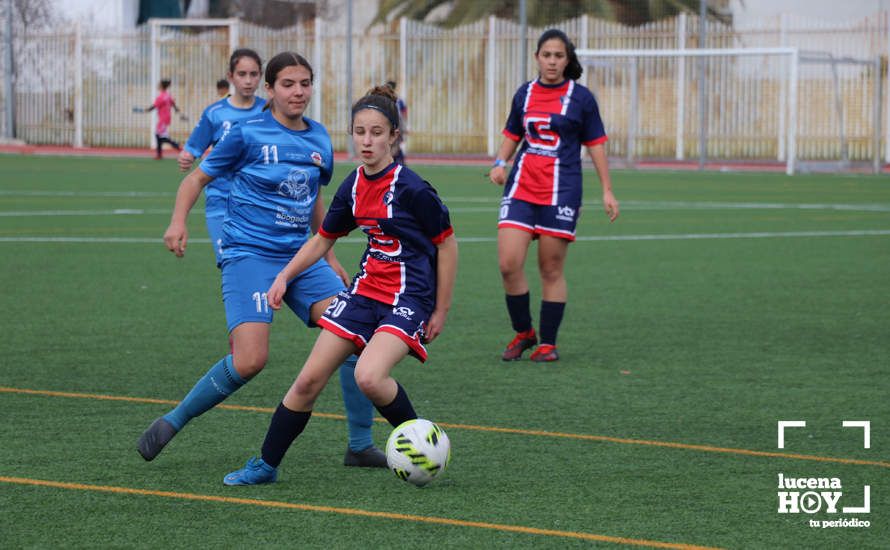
[497,197,581,241]
[317,291,429,362]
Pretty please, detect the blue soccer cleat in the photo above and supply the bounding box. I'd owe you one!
[223,457,278,486]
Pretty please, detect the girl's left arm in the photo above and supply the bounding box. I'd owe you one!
[586,143,619,222]
[425,234,458,343]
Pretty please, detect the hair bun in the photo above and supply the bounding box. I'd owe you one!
[368,85,398,102]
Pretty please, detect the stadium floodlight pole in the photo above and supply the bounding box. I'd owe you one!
[698,0,707,170]
[346,0,354,157]
[4,0,14,139]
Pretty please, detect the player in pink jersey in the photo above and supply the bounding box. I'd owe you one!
[489,29,619,363]
[137,79,183,159]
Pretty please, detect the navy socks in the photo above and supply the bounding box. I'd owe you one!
[505,292,533,333]
[375,383,417,428]
[539,301,566,346]
[261,403,312,468]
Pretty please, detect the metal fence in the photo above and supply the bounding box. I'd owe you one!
[1,10,888,166]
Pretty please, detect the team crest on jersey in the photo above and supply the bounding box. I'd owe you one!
[310,151,323,166]
[382,191,394,205]
[277,168,312,206]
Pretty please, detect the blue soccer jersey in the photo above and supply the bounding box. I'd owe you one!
[503,79,607,207]
[199,110,334,261]
[318,163,453,310]
[185,96,267,213]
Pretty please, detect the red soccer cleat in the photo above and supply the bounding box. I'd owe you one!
[502,329,537,361]
[530,344,559,362]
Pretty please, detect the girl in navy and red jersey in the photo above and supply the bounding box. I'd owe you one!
[489,28,619,363]
[223,85,457,485]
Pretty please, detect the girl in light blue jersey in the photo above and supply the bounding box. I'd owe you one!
[137,52,386,469]
[177,48,266,265]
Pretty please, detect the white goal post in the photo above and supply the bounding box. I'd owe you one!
[148,18,239,151]
[576,47,800,175]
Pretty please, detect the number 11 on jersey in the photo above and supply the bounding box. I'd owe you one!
[261,144,278,164]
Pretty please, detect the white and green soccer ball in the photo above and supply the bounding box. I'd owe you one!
[385,418,451,487]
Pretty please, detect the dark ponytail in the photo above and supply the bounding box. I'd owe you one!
[349,85,400,133]
[536,28,583,81]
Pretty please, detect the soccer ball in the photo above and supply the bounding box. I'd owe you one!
[385,418,451,487]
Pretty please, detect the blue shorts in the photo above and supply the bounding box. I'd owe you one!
[497,197,580,241]
[205,212,225,266]
[220,254,345,333]
[317,291,430,362]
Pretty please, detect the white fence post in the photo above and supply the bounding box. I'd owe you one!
[787,47,798,175]
[74,21,83,148]
[229,17,238,51]
[486,16,496,157]
[873,55,882,174]
[628,57,637,164]
[400,17,407,121]
[777,13,788,161]
[675,12,686,160]
[149,19,159,151]
[886,10,890,163]
[313,16,322,122]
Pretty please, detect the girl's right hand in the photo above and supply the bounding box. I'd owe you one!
[163,221,188,257]
[177,149,195,172]
[488,166,506,186]
[267,273,288,310]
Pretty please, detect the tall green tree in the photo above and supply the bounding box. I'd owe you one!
[372,0,729,28]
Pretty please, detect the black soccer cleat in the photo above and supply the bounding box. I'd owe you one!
[137,417,178,461]
[343,446,388,468]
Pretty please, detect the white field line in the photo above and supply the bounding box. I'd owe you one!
[2,201,890,217]
[1,230,889,245]
[0,190,174,197]
[2,189,890,213]
[0,209,175,217]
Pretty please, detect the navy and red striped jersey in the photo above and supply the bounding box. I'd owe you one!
[502,78,607,207]
[318,162,453,310]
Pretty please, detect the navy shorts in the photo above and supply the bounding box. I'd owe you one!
[497,197,580,241]
[220,254,345,333]
[317,291,429,362]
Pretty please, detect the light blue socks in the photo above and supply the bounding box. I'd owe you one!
[162,353,374,451]
[338,355,375,451]
[164,354,245,431]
